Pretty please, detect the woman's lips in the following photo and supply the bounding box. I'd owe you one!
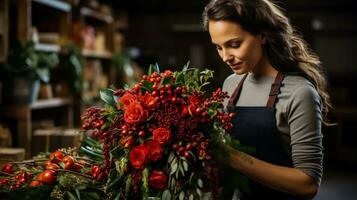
[230,62,243,70]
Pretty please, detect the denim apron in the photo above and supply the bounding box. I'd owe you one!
[226,72,303,200]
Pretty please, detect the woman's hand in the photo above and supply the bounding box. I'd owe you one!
[227,149,319,199]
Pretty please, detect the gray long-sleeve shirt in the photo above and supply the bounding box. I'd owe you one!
[222,72,323,185]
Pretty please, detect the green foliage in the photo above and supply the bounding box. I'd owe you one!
[79,137,104,161]
[173,61,215,93]
[3,41,59,83]
[148,63,160,75]
[99,88,116,108]
[62,44,84,95]
[0,185,53,200]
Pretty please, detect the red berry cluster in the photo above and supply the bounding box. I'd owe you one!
[210,88,229,102]
[217,112,235,131]
[192,133,212,161]
[0,170,32,190]
[172,142,195,159]
[91,165,107,181]
[81,107,105,132]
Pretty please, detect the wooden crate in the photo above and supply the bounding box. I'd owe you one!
[0,147,25,169]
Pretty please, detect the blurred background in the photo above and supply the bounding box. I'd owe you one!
[0,0,356,199]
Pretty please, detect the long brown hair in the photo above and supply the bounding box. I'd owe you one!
[202,0,331,124]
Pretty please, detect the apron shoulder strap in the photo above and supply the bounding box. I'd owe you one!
[266,72,285,108]
[227,73,248,107]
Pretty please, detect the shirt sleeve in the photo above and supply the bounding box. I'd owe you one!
[286,84,324,185]
[222,74,239,108]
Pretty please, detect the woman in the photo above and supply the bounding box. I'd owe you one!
[202,0,331,199]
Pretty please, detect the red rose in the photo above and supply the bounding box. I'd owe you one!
[152,128,171,145]
[124,103,148,124]
[188,95,201,116]
[146,140,163,161]
[148,170,167,190]
[130,144,148,170]
[140,93,158,110]
[118,92,137,109]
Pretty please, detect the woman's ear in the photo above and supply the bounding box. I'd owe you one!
[261,34,267,45]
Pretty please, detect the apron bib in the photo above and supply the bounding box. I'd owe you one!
[225,72,303,200]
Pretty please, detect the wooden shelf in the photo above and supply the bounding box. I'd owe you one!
[33,127,79,136]
[0,97,74,158]
[30,98,72,110]
[0,98,72,117]
[34,43,61,53]
[32,0,71,12]
[81,49,112,59]
[80,7,113,24]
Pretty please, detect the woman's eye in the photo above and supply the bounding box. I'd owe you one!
[215,46,222,51]
[229,42,241,48]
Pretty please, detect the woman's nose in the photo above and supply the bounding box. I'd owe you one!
[222,49,233,63]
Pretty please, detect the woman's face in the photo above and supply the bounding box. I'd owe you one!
[208,20,266,75]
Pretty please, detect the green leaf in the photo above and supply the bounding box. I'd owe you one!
[100,88,116,107]
[123,84,130,90]
[170,178,176,190]
[114,193,121,200]
[125,176,131,196]
[189,172,194,184]
[36,68,50,83]
[179,162,185,177]
[142,80,154,89]
[208,108,217,117]
[142,168,149,195]
[154,62,160,73]
[174,71,184,84]
[162,77,173,85]
[189,194,194,200]
[162,190,171,200]
[182,159,188,171]
[170,162,178,175]
[58,161,65,169]
[75,189,81,200]
[140,85,153,93]
[67,191,77,200]
[197,178,203,188]
[196,188,202,197]
[148,63,160,75]
[182,60,190,72]
[168,152,175,163]
[179,191,185,200]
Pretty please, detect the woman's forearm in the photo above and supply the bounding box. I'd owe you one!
[228,149,318,199]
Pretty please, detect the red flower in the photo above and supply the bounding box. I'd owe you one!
[130,144,148,170]
[152,128,171,145]
[140,93,158,110]
[148,170,167,190]
[124,103,148,124]
[188,95,201,116]
[118,92,137,110]
[146,140,163,161]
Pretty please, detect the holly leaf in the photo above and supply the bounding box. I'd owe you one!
[100,88,116,107]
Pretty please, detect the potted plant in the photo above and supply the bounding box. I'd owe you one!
[61,43,84,97]
[0,41,59,104]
